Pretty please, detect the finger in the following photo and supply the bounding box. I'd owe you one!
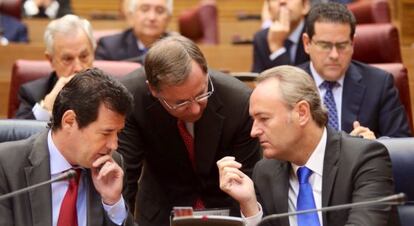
[92,155,113,169]
[353,121,360,129]
[279,5,290,29]
[217,157,242,170]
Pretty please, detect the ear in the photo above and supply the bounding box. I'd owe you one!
[146,80,158,98]
[302,0,311,15]
[295,100,310,127]
[302,33,311,54]
[61,110,77,131]
[45,52,53,65]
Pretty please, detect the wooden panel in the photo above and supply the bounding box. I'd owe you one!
[398,0,414,45]
[199,44,252,72]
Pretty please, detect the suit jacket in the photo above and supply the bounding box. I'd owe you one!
[22,0,72,18]
[15,72,58,119]
[0,14,28,43]
[251,26,309,73]
[253,128,400,226]
[118,68,261,226]
[300,61,412,137]
[0,131,135,226]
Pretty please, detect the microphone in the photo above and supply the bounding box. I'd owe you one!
[0,169,77,202]
[259,193,406,225]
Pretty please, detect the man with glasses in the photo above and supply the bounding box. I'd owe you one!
[118,36,261,226]
[15,14,95,120]
[300,2,411,138]
[95,0,172,64]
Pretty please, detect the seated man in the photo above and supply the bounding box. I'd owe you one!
[300,2,411,137]
[218,65,399,226]
[95,0,172,63]
[0,13,28,44]
[252,0,310,73]
[117,36,261,226]
[0,68,135,226]
[23,0,72,19]
[15,14,95,120]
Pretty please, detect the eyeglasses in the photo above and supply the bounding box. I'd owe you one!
[159,74,215,110]
[311,40,352,53]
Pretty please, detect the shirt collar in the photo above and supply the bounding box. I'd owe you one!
[310,62,345,89]
[291,127,327,177]
[48,130,72,175]
[137,39,146,51]
[288,20,305,45]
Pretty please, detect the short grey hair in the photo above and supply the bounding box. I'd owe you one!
[258,65,328,128]
[44,14,96,55]
[128,0,173,15]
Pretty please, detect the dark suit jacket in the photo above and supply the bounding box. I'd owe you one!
[15,72,58,119]
[251,26,309,73]
[118,68,261,226]
[22,0,72,18]
[253,128,400,226]
[95,29,167,64]
[0,14,28,43]
[300,61,412,137]
[0,131,135,226]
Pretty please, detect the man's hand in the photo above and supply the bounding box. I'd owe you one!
[91,155,124,206]
[42,74,75,112]
[217,156,259,217]
[34,0,53,7]
[350,121,376,140]
[267,5,291,53]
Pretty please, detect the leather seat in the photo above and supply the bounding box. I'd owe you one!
[0,0,22,19]
[0,119,47,143]
[348,0,391,24]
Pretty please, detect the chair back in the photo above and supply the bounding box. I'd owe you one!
[8,59,141,118]
[0,119,47,143]
[353,24,402,63]
[348,0,391,24]
[0,0,22,19]
[377,138,414,226]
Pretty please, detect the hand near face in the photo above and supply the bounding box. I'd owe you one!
[91,154,124,205]
[267,4,291,53]
[217,156,259,217]
[42,74,75,113]
[34,0,53,7]
[350,121,376,140]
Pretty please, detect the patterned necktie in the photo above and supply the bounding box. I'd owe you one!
[177,120,205,210]
[57,168,81,226]
[297,167,320,226]
[321,81,339,130]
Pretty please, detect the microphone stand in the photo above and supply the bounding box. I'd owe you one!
[260,193,406,225]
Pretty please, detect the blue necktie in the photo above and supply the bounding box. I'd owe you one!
[297,167,320,226]
[284,39,294,64]
[321,81,339,130]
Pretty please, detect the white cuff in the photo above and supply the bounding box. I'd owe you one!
[241,202,263,226]
[269,47,287,61]
[32,103,52,121]
[45,1,60,19]
[23,0,39,16]
[102,197,128,225]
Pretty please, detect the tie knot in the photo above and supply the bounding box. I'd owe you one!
[284,39,293,49]
[68,168,81,186]
[321,81,338,90]
[297,167,313,184]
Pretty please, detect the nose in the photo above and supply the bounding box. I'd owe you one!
[107,133,118,152]
[189,101,201,115]
[147,9,157,20]
[250,120,262,138]
[72,58,84,73]
[328,46,339,59]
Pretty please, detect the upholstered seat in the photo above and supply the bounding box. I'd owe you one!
[348,0,391,24]
[0,119,47,143]
[0,0,22,19]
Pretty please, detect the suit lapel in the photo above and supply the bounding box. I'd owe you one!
[321,128,340,224]
[342,63,366,132]
[271,162,290,226]
[24,131,53,226]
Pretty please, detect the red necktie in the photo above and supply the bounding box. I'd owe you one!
[177,120,205,210]
[57,168,81,226]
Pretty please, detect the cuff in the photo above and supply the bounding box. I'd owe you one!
[269,47,287,61]
[45,1,60,19]
[32,102,52,121]
[241,202,263,226]
[102,197,128,225]
[23,0,39,16]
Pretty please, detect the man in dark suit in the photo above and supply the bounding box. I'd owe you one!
[0,13,28,43]
[300,2,411,137]
[252,0,310,73]
[23,0,72,19]
[117,36,261,226]
[95,0,172,64]
[0,68,135,226]
[218,65,399,226]
[15,14,95,120]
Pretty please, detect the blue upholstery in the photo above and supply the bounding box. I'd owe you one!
[0,119,48,143]
[377,138,414,226]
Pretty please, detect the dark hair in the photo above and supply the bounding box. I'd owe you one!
[51,68,133,130]
[144,35,208,92]
[305,2,356,40]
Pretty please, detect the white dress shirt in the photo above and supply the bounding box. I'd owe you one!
[243,128,328,226]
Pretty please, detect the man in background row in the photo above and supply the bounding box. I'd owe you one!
[23,0,72,19]
[95,0,172,64]
[15,14,95,120]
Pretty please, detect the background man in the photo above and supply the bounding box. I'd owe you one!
[15,14,95,120]
[252,0,310,73]
[23,0,72,19]
[218,65,399,226]
[300,2,411,137]
[95,0,172,63]
[118,36,261,226]
[0,68,135,226]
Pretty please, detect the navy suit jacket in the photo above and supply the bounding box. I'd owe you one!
[95,29,154,64]
[300,61,412,137]
[0,14,28,43]
[253,128,400,226]
[251,26,309,73]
